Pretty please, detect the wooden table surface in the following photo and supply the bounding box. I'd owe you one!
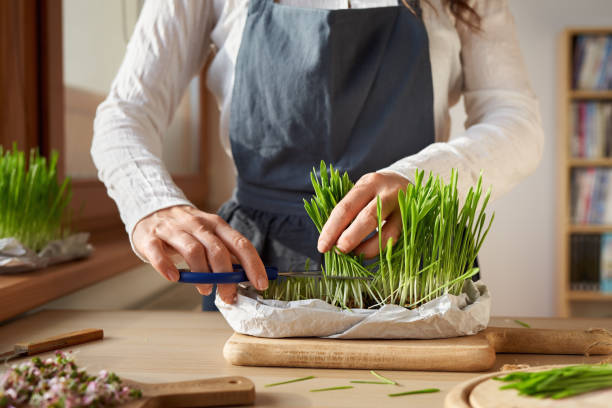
[1,310,611,408]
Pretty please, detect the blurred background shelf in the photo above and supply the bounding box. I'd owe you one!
[569,224,612,233]
[558,28,612,317]
[570,90,612,99]
[568,290,612,301]
[568,158,612,167]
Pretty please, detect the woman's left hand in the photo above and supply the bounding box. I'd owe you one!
[317,171,411,258]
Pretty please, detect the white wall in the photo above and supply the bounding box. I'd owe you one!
[62,0,198,177]
[459,0,612,317]
[63,0,138,95]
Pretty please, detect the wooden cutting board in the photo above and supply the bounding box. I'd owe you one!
[444,365,612,408]
[120,376,255,407]
[223,327,612,372]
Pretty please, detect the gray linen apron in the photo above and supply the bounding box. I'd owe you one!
[206,0,436,309]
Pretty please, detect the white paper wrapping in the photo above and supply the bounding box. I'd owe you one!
[0,233,92,274]
[216,280,491,339]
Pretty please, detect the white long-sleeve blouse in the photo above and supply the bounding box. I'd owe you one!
[92,0,544,250]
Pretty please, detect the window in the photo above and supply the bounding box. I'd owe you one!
[1,0,209,233]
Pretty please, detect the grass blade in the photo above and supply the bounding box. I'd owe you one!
[264,376,315,387]
[370,371,399,385]
[514,319,531,328]
[310,386,354,392]
[388,388,440,397]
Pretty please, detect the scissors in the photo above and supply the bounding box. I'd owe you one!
[177,264,372,284]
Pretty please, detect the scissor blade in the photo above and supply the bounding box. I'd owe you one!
[278,271,373,281]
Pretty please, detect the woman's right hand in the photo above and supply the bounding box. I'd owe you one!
[132,205,268,304]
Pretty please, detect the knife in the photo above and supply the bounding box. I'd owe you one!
[0,328,104,363]
[178,264,373,284]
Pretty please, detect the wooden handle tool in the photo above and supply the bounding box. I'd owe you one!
[121,376,255,408]
[1,328,104,362]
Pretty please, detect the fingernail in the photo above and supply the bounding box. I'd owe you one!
[257,278,268,291]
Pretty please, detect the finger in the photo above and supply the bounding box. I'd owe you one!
[140,238,180,282]
[336,193,397,253]
[195,284,213,296]
[163,245,211,294]
[155,229,213,295]
[191,224,236,304]
[214,217,268,291]
[318,179,375,253]
[354,210,403,259]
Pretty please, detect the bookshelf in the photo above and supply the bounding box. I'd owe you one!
[558,28,612,317]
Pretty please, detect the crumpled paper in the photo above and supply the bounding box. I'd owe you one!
[0,233,92,274]
[216,280,490,339]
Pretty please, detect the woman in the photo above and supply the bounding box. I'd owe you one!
[92,0,544,305]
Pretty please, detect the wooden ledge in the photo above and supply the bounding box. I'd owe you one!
[0,229,141,322]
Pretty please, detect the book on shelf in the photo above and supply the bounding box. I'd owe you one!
[573,34,612,90]
[602,233,612,292]
[570,102,612,158]
[570,233,612,293]
[569,234,601,292]
[571,167,612,224]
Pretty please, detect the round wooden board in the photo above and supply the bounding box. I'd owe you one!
[445,365,612,408]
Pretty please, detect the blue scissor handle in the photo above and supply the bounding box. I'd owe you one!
[178,264,278,284]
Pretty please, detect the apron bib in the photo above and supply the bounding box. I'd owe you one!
[221,0,435,272]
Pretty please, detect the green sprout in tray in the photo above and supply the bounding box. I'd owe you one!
[0,144,72,252]
[262,161,494,309]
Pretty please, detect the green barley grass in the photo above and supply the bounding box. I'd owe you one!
[369,371,399,385]
[310,386,354,392]
[388,388,440,397]
[0,144,72,252]
[514,319,531,328]
[262,161,494,309]
[265,376,315,387]
[494,364,612,399]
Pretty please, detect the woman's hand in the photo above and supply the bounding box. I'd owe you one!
[317,172,411,258]
[132,205,268,303]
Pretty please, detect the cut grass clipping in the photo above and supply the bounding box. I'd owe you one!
[494,363,612,399]
[0,144,72,252]
[265,376,315,387]
[265,371,438,398]
[263,161,494,309]
[351,370,399,385]
[514,319,531,328]
[310,386,354,392]
[388,388,440,397]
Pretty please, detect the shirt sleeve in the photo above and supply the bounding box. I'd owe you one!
[92,0,215,257]
[379,0,544,201]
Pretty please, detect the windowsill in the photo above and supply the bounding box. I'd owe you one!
[0,229,141,322]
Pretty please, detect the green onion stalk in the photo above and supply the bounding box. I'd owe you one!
[0,144,72,252]
[262,161,494,309]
